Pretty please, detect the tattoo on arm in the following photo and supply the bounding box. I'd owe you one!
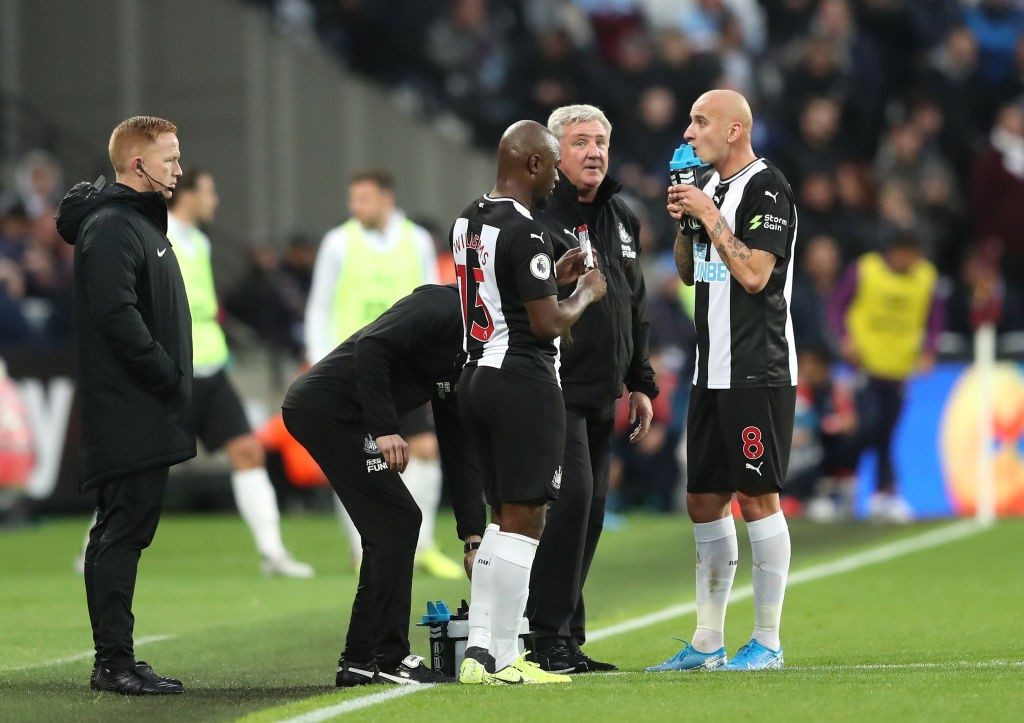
[673,229,694,286]
[707,212,752,269]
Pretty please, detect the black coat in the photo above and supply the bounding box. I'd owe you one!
[57,179,195,490]
[536,174,659,411]
[283,284,484,539]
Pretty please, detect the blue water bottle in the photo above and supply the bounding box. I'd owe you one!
[669,143,705,232]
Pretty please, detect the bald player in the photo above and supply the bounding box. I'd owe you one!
[647,90,799,672]
[454,120,606,685]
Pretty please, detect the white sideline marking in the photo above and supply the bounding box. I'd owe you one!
[277,685,434,723]
[588,519,982,642]
[4,634,175,673]
[598,659,1023,675]
[274,520,986,721]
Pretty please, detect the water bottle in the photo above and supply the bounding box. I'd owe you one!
[669,143,705,232]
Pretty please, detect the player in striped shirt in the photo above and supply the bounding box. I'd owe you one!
[648,89,798,672]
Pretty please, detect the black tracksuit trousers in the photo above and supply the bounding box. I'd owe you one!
[528,405,613,650]
[84,465,169,672]
[283,407,421,669]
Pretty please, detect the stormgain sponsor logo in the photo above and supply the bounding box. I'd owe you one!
[750,214,788,232]
[695,260,730,283]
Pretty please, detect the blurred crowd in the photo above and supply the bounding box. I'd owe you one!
[3,0,1023,520]
[255,0,1024,519]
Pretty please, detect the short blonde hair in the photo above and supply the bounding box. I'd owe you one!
[108,115,177,173]
[547,104,612,141]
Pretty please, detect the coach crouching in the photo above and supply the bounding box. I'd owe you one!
[282,284,484,686]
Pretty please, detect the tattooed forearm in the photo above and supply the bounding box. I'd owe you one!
[707,211,752,266]
[674,229,695,286]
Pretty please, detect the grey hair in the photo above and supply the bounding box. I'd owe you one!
[547,104,612,141]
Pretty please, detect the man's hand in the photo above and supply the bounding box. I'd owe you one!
[576,268,607,304]
[555,247,592,286]
[375,434,409,473]
[463,534,482,580]
[628,391,654,442]
[668,183,716,225]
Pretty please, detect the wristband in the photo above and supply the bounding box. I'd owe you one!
[464,541,482,553]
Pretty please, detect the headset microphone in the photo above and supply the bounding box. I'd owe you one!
[136,161,174,192]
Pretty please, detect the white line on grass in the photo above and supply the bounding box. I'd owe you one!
[596,659,1023,675]
[4,634,176,673]
[588,519,982,642]
[277,519,987,721]
[278,685,434,723]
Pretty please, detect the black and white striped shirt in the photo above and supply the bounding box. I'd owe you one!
[451,195,560,385]
[692,158,798,389]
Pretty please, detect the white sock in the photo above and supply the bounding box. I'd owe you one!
[747,511,790,651]
[692,515,738,653]
[489,530,538,671]
[231,467,287,560]
[332,495,362,562]
[467,524,500,655]
[402,456,442,552]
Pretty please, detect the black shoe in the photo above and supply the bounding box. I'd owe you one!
[376,655,455,685]
[91,665,184,695]
[568,648,618,673]
[134,661,183,687]
[526,643,577,674]
[335,657,378,687]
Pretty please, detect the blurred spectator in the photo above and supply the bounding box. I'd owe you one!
[946,237,1024,335]
[923,24,986,164]
[14,151,63,220]
[787,344,857,521]
[513,27,593,122]
[962,0,1024,86]
[794,171,843,248]
[224,245,305,357]
[760,0,815,51]
[576,0,646,66]
[425,0,515,142]
[832,160,878,261]
[651,28,720,116]
[970,102,1024,280]
[829,231,943,523]
[811,0,885,155]
[790,234,841,350]
[782,96,843,187]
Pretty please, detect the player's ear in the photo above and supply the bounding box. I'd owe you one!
[528,153,541,175]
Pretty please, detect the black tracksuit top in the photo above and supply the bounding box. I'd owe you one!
[536,174,659,412]
[284,284,485,539]
[57,180,195,490]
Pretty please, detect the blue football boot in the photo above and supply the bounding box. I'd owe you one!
[645,640,727,671]
[720,639,784,670]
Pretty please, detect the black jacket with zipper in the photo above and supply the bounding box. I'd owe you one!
[57,179,195,490]
[536,173,659,412]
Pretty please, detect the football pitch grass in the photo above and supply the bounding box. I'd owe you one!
[1,513,1021,722]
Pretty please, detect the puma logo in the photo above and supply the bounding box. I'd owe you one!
[745,461,764,476]
[764,190,779,202]
[530,232,545,243]
[562,228,577,238]
[157,248,168,257]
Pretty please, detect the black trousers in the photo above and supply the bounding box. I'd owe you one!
[528,405,613,650]
[855,376,905,494]
[283,407,420,669]
[84,465,169,672]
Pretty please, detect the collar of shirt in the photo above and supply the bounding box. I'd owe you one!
[355,209,408,249]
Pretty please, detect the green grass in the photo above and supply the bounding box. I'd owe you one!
[1,513,1021,722]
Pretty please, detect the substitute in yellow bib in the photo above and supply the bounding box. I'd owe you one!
[830,231,943,523]
[164,169,314,577]
[304,170,462,579]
